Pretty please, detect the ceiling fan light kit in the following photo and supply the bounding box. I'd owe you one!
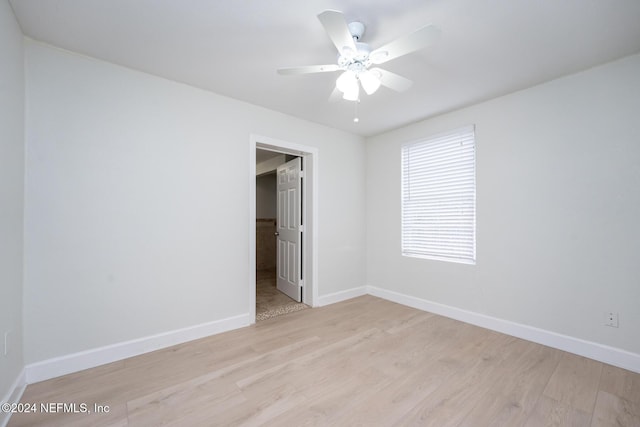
[359,69,382,95]
[277,9,441,119]
[336,70,359,100]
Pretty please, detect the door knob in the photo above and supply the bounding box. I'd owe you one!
[274,232,279,236]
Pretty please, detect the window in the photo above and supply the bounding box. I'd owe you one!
[401,125,476,264]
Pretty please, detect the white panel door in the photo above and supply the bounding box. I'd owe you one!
[276,157,302,302]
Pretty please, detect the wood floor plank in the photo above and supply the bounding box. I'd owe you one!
[236,328,385,396]
[543,351,603,413]
[458,340,562,427]
[338,359,459,426]
[524,395,593,427]
[392,331,515,426]
[8,295,639,426]
[599,364,640,406]
[590,390,640,427]
[264,366,394,426]
[126,378,245,427]
[210,382,308,426]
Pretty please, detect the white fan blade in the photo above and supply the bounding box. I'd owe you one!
[372,68,413,92]
[317,10,357,54]
[370,24,441,64]
[277,64,340,75]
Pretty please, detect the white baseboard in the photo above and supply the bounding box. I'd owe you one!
[316,286,368,307]
[368,286,640,374]
[1,368,26,427]
[26,313,250,384]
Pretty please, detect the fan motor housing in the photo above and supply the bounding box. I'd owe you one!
[354,42,371,59]
[337,40,372,69]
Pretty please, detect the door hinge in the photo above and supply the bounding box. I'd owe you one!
[299,225,304,232]
[299,280,304,288]
[299,171,304,178]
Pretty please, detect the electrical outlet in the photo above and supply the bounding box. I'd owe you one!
[605,312,619,328]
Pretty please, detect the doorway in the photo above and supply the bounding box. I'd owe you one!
[249,134,318,323]
[256,154,305,320]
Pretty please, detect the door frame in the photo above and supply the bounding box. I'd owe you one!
[249,134,318,323]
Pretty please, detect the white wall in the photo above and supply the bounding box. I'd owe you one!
[256,173,277,218]
[366,54,640,356]
[24,41,366,365]
[0,0,25,403]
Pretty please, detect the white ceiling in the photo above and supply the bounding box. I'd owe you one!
[10,0,640,137]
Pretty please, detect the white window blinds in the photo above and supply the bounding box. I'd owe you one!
[401,125,476,264]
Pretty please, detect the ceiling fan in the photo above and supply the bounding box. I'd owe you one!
[277,10,441,102]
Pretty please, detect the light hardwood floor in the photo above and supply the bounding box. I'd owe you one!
[9,296,640,426]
